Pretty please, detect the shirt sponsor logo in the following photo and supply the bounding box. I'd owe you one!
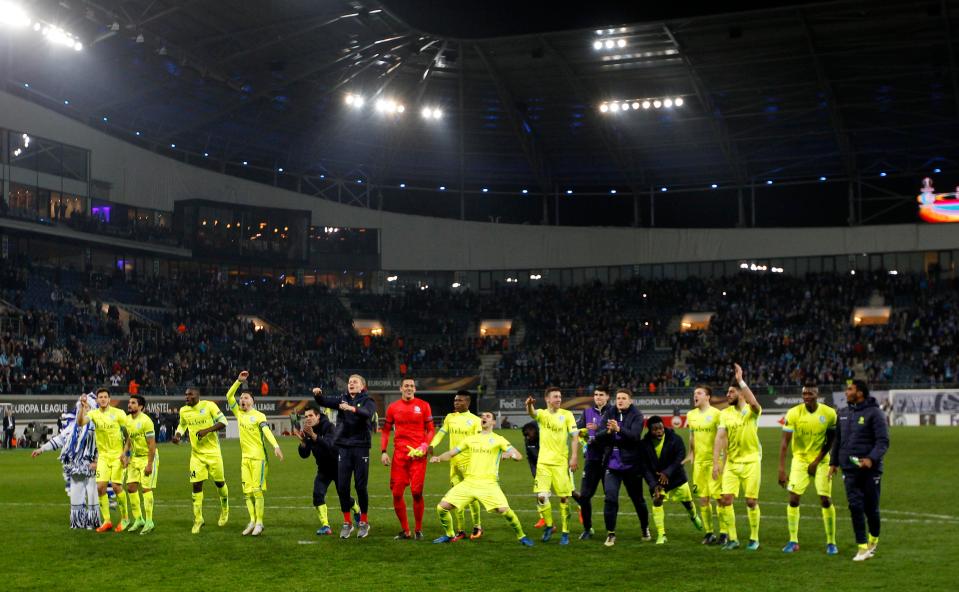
[858,417,865,425]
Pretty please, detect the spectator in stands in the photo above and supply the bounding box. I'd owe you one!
[3,408,15,448]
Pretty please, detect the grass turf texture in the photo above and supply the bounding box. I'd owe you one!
[3,427,956,591]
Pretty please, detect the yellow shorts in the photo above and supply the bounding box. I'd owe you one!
[443,479,509,512]
[96,454,126,484]
[787,457,833,497]
[533,463,573,497]
[658,482,694,503]
[241,458,268,494]
[450,457,468,487]
[127,453,159,490]
[691,462,721,499]
[721,461,760,499]
[190,453,226,484]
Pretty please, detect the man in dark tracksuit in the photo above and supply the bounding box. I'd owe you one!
[312,374,377,539]
[296,407,358,536]
[594,388,650,546]
[522,420,539,477]
[575,387,612,540]
[829,380,889,561]
[640,416,703,544]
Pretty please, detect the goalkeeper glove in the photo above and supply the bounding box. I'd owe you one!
[406,443,428,458]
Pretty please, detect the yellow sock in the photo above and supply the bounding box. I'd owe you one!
[98,494,110,523]
[316,504,329,527]
[724,505,737,541]
[192,491,204,522]
[652,505,665,536]
[116,490,128,522]
[537,499,553,527]
[559,501,570,534]
[470,500,482,528]
[245,495,256,523]
[217,484,229,511]
[142,491,154,522]
[253,492,264,524]
[701,503,713,534]
[128,491,142,520]
[454,507,467,532]
[504,509,525,539]
[822,505,836,545]
[787,505,800,542]
[437,505,455,537]
[747,505,760,542]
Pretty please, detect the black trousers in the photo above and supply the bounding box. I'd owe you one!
[336,448,370,514]
[842,468,882,545]
[603,468,649,533]
[313,467,355,510]
[578,459,606,531]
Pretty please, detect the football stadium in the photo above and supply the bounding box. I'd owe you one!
[1,0,958,590]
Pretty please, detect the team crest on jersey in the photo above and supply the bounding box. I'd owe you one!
[249,416,256,423]
[136,422,141,429]
[414,406,421,414]
[819,415,826,423]
[705,415,712,422]
[200,408,206,414]
[488,437,495,444]
[466,419,473,426]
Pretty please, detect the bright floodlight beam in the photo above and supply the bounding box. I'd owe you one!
[674,97,684,107]
[0,2,31,28]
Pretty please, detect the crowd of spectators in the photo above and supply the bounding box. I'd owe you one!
[1,258,958,396]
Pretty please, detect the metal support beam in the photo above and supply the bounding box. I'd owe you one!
[474,44,553,198]
[539,36,644,224]
[798,11,858,222]
[459,42,466,220]
[663,25,747,188]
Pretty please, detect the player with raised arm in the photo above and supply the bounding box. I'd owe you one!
[171,386,230,534]
[525,387,580,545]
[121,394,158,534]
[428,390,483,540]
[78,388,128,532]
[430,411,534,547]
[712,364,763,551]
[226,371,284,536]
[778,381,838,554]
[312,374,377,539]
[685,385,724,545]
[381,378,435,540]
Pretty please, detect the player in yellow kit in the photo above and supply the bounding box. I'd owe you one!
[428,390,482,540]
[226,371,284,536]
[685,385,725,545]
[778,381,838,554]
[526,387,580,545]
[430,411,533,547]
[712,363,762,551]
[121,394,158,535]
[172,386,230,533]
[79,388,128,532]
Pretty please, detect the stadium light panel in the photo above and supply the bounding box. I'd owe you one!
[23,82,28,87]
[631,102,639,110]
[766,180,773,185]
[653,100,662,108]
[63,100,69,105]
[610,189,617,194]
[664,98,673,108]
[439,186,446,191]
[170,143,176,148]
[819,176,827,181]
[482,188,489,193]
[566,189,573,195]
[934,168,942,173]
[1,3,31,28]
[451,282,461,288]
[711,183,718,189]
[593,41,602,50]
[674,97,684,107]
[203,152,209,157]
[399,183,406,188]
[102,116,107,122]
[660,186,667,192]
[277,167,284,173]
[879,171,887,177]
[642,101,651,109]
[617,39,626,48]
[521,189,528,194]
[242,161,248,165]
[604,39,614,49]
[135,131,141,136]
[599,103,609,113]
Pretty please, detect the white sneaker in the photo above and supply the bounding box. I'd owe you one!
[852,548,873,562]
[251,523,263,536]
[242,522,255,536]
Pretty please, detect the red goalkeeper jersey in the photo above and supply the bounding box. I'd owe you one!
[381,398,435,453]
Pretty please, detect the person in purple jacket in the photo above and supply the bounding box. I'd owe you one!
[573,387,612,540]
[594,388,651,547]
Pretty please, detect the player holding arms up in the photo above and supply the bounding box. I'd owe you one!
[381,378,435,540]
[226,371,284,536]
[172,386,230,533]
[428,390,483,540]
[712,364,763,551]
[430,411,534,547]
[525,387,580,545]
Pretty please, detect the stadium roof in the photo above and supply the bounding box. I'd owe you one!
[3,0,956,226]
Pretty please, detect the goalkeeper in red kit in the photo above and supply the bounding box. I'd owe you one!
[381,378,435,539]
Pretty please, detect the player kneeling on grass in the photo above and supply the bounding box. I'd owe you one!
[227,371,284,536]
[641,416,703,544]
[430,411,534,547]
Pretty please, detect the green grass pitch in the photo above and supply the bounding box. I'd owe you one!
[3,427,957,591]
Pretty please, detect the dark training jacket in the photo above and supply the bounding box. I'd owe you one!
[830,396,890,472]
[297,412,338,474]
[314,390,377,449]
[594,404,645,471]
[640,427,689,492]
